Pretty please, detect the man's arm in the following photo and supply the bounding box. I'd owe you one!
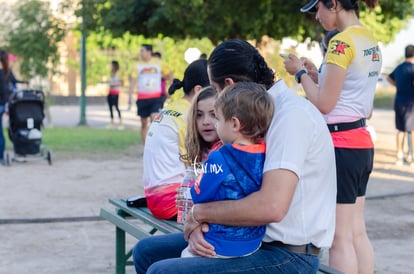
[196,168,297,225]
[386,75,396,86]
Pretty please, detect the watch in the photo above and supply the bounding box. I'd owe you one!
[295,69,308,84]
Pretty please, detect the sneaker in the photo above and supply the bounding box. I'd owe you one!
[106,124,113,129]
[406,154,414,166]
[118,125,125,130]
[396,151,404,166]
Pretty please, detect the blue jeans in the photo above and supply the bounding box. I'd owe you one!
[0,105,5,160]
[132,233,319,274]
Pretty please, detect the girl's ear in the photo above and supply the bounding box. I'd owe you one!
[224,78,235,87]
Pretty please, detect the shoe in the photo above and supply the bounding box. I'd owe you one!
[118,125,125,130]
[396,151,404,166]
[406,154,414,166]
[106,124,113,129]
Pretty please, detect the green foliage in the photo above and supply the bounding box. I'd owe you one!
[359,0,414,44]
[78,0,414,45]
[70,30,214,87]
[73,0,414,94]
[2,0,67,79]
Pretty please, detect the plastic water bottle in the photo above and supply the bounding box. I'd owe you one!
[177,167,197,223]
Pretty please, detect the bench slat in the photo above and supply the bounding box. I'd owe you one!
[108,198,183,234]
[100,208,152,239]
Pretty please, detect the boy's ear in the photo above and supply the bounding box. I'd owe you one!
[231,116,241,131]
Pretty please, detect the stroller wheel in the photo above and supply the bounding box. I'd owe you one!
[47,150,52,165]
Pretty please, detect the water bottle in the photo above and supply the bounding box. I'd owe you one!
[177,167,197,223]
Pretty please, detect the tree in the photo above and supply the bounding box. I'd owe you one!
[79,0,414,45]
[1,0,67,80]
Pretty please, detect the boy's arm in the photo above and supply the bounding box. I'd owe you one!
[191,151,227,203]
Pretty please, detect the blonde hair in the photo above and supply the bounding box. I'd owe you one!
[215,82,274,143]
[181,86,218,165]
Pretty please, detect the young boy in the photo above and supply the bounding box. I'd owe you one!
[182,82,274,258]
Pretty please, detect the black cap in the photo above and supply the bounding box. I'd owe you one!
[300,0,319,13]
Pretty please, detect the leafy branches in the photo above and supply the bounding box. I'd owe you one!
[78,0,414,45]
[3,0,67,80]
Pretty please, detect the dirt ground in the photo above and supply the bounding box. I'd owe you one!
[1,107,414,274]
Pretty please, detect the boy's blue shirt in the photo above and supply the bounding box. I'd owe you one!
[191,142,266,257]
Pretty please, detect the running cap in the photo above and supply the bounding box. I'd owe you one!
[300,0,319,13]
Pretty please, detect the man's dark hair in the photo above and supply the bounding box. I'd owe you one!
[405,45,414,58]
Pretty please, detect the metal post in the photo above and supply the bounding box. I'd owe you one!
[115,210,126,274]
[79,34,87,126]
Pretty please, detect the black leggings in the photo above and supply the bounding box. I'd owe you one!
[107,94,121,119]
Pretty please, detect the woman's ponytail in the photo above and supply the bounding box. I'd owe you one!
[168,78,183,95]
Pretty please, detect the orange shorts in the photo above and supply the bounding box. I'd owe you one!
[145,183,180,220]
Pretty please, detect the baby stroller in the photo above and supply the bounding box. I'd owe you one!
[4,89,52,165]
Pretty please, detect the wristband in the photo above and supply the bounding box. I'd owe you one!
[295,68,308,84]
[191,205,200,224]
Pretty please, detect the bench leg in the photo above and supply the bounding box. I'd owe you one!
[116,226,126,274]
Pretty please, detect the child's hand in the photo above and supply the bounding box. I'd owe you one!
[186,223,215,257]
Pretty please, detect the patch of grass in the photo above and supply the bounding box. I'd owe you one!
[3,127,141,154]
[42,127,141,153]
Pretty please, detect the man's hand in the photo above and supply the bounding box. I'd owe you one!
[183,208,201,241]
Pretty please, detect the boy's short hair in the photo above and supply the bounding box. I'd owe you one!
[215,82,274,140]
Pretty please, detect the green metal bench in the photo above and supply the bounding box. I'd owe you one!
[100,198,342,274]
[100,198,183,274]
